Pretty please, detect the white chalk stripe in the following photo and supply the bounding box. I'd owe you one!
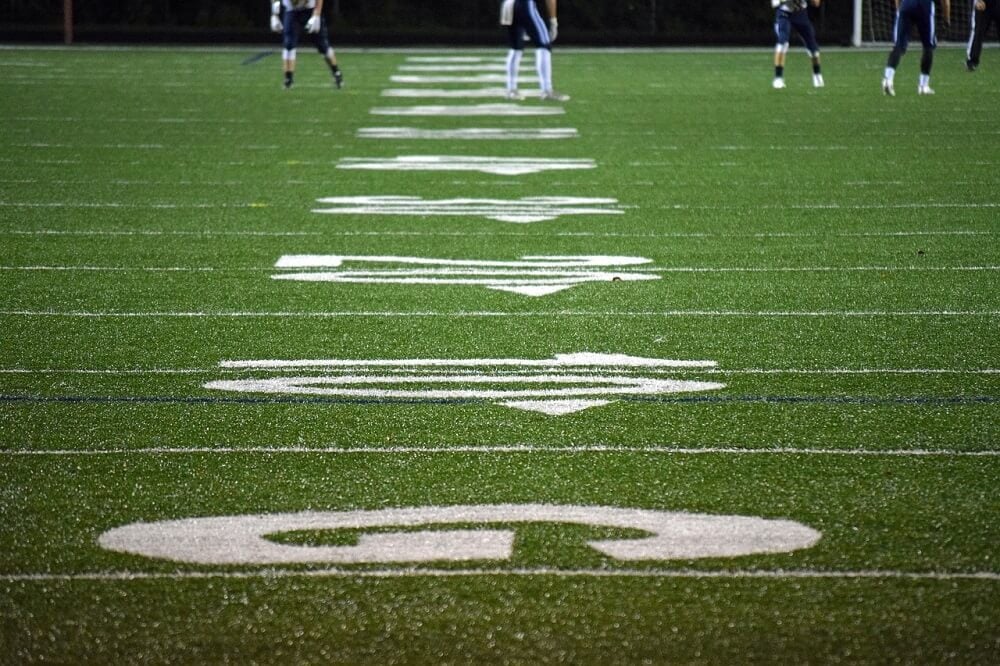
[390,74,535,83]
[382,88,524,98]
[3,446,999,457]
[2,310,999,318]
[336,156,594,176]
[2,265,998,273]
[357,127,577,140]
[404,57,504,63]
[1,568,997,582]
[221,353,714,369]
[2,367,999,376]
[398,64,507,71]
[370,104,564,117]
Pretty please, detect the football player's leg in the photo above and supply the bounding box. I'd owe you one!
[884,9,910,93]
[282,14,302,89]
[773,13,790,88]
[506,26,525,98]
[796,17,823,87]
[312,22,343,88]
[524,0,565,99]
[916,5,937,92]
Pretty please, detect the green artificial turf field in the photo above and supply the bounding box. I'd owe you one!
[1,45,998,663]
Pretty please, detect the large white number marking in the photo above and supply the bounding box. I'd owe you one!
[206,353,724,415]
[99,505,821,564]
[312,195,613,223]
[271,254,656,297]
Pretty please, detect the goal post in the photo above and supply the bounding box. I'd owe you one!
[853,0,975,46]
[64,0,73,44]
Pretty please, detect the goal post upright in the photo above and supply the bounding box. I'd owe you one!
[64,0,73,44]
[853,0,863,46]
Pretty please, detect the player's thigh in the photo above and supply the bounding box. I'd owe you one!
[793,14,819,51]
[774,13,792,44]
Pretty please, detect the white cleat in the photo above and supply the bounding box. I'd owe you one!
[505,89,525,101]
[918,85,935,95]
[812,73,824,88]
[772,77,786,89]
[882,78,895,96]
[540,90,570,102]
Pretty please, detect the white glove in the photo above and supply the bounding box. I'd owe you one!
[270,15,282,32]
[306,14,321,34]
[548,17,558,42]
[771,0,781,8]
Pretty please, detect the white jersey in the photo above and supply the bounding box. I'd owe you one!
[282,0,317,10]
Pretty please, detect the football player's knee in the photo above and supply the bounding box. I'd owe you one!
[282,48,296,62]
[775,43,790,55]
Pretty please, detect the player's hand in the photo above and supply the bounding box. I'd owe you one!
[269,15,282,33]
[549,17,558,42]
[306,15,321,34]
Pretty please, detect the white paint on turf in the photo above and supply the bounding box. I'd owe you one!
[204,374,723,415]
[271,254,658,296]
[390,74,536,83]
[382,88,525,98]
[98,504,820,564]
[206,352,722,415]
[311,195,617,223]
[220,352,715,370]
[357,127,577,140]
[337,156,595,176]
[398,64,508,71]
[4,568,999,582]
[370,104,564,117]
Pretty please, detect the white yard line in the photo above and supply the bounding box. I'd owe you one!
[3,446,998,457]
[2,229,992,239]
[2,265,997,273]
[3,230,317,237]
[2,567,997,582]
[3,367,998,376]
[2,310,999,318]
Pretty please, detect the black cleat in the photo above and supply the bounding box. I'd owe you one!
[966,60,978,72]
[333,70,344,89]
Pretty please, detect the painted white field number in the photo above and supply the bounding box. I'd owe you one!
[206,352,725,415]
[272,255,658,297]
[99,504,821,565]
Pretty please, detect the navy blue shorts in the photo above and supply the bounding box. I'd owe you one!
[282,7,331,54]
[507,0,552,50]
[774,9,820,53]
[892,0,938,51]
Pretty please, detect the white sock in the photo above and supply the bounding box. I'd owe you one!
[535,48,552,92]
[506,49,522,92]
[884,67,895,82]
[919,74,930,88]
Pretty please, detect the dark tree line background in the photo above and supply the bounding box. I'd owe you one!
[2,1,856,45]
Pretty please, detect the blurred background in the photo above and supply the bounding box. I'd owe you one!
[1,0,861,47]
